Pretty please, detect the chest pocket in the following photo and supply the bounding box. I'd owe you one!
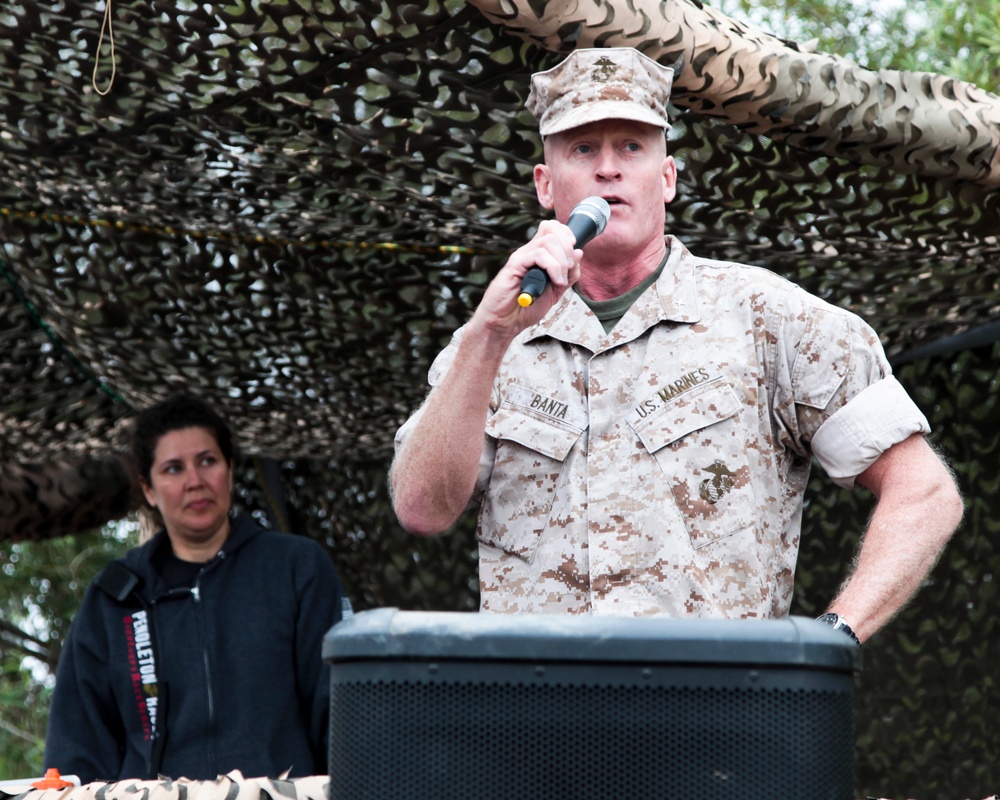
[628,380,756,549]
[480,401,587,563]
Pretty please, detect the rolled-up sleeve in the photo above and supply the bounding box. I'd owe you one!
[774,286,929,488]
[811,376,930,488]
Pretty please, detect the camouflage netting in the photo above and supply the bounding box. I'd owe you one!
[0,771,328,800]
[2,0,1000,797]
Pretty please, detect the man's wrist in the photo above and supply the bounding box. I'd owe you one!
[816,612,862,646]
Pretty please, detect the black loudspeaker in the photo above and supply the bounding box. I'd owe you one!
[323,609,860,800]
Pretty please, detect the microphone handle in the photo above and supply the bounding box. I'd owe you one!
[517,267,549,308]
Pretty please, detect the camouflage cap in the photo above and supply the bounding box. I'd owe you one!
[527,48,674,136]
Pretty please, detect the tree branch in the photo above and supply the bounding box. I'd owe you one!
[0,618,50,659]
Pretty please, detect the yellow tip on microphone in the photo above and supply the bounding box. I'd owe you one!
[518,266,546,307]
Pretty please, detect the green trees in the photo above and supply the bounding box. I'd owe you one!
[0,524,138,778]
[715,0,999,88]
[899,0,1000,88]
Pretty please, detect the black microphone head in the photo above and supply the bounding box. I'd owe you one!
[567,196,611,246]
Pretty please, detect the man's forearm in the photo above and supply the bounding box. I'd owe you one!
[392,221,583,535]
[826,436,963,642]
[390,321,513,535]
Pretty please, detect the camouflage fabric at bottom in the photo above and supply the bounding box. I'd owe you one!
[1,772,328,800]
[397,237,929,617]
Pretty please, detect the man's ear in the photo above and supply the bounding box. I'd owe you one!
[534,163,554,210]
[662,155,678,204]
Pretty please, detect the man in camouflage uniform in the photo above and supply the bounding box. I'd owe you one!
[391,47,962,642]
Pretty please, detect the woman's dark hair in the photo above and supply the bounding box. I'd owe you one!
[132,393,234,485]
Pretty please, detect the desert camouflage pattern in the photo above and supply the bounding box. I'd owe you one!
[527,47,674,135]
[468,0,1000,186]
[1,771,328,800]
[397,237,929,616]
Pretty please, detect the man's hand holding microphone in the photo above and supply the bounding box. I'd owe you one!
[517,196,612,307]
[470,195,612,346]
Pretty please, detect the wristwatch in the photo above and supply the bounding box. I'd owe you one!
[816,612,861,646]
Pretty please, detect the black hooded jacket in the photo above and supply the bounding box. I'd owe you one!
[44,514,350,782]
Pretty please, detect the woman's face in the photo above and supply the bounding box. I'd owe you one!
[141,426,234,559]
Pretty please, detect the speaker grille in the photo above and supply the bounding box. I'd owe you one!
[328,660,854,800]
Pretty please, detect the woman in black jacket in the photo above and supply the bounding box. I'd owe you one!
[44,393,351,782]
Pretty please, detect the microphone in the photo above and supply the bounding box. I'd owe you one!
[517,196,612,307]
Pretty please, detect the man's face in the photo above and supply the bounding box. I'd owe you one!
[533,119,676,262]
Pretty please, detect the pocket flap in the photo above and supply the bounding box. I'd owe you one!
[486,404,585,462]
[628,381,742,454]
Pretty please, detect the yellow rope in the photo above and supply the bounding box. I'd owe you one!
[0,206,503,256]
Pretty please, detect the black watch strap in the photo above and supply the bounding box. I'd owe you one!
[816,612,861,646]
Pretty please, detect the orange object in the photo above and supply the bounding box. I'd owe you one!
[31,769,74,790]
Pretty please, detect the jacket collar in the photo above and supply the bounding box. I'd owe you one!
[123,511,262,590]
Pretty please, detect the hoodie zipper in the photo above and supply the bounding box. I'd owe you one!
[192,550,226,762]
[151,549,226,772]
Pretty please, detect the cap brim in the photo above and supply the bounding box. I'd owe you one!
[540,100,669,136]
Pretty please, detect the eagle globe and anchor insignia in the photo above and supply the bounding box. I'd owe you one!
[699,459,737,505]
